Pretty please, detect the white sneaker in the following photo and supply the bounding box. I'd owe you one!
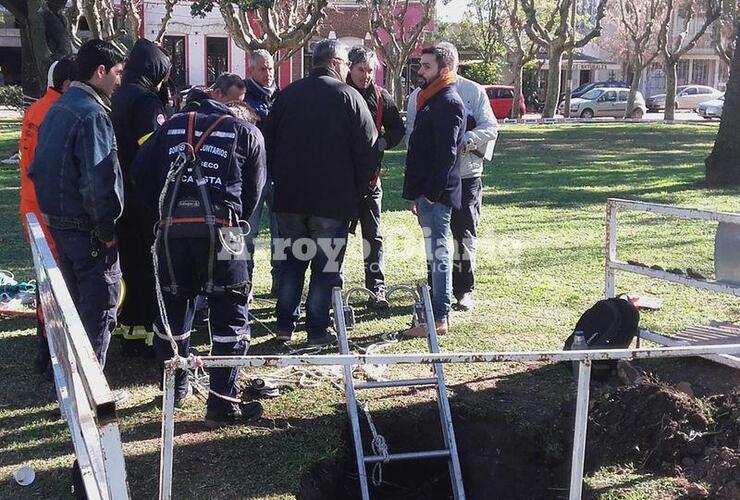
[456,293,475,312]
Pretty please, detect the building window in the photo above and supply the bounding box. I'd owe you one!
[206,37,229,86]
[163,36,187,89]
[677,60,690,85]
[303,41,318,78]
[691,59,710,86]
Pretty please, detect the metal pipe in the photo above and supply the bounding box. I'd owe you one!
[192,343,740,368]
[158,361,177,500]
[608,198,740,224]
[332,287,370,500]
[418,284,466,500]
[611,260,740,297]
[569,360,592,500]
[605,201,617,298]
[364,449,451,463]
[355,378,438,389]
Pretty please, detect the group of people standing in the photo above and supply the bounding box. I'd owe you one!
[18,36,497,427]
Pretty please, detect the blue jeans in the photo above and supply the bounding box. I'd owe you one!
[275,213,350,338]
[415,197,452,323]
[246,179,283,286]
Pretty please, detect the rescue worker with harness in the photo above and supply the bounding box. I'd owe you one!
[131,96,266,427]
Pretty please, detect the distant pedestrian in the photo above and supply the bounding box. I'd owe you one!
[263,39,378,346]
[406,41,498,312]
[30,39,125,366]
[401,45,466,337]
[346,45,405,309]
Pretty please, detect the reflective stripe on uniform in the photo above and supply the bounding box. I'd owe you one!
[137,131,154,145]
[211,334,250,344]
[155,329,191,342]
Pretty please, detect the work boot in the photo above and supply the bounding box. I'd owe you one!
[368,289,389,310]
[307,329,338,347]
[274,330,293,342]
[174,383,193,409]
[402,321,448,338]
[455,292,475,312]
[204,401,264,429]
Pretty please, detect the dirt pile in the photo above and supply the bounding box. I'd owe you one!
[588,382,709,469]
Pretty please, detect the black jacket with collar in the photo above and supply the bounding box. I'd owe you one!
[262,67,379,220]
[346,78,405,153]
[403,84,466,209]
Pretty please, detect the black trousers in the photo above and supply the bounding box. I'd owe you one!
[116,204,157,330]
[450,176,483,298]
[358,186,385,293]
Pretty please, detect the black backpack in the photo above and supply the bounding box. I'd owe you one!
[563,297,640,380]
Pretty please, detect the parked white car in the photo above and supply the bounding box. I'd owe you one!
[560,88,647,119]
[646,85,722,111]
[697,95,724,119]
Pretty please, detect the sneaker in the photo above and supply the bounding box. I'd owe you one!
[368,289,389,310]
[275,330,293,342]
[112,389,130,405]
[307,329,338,347]
[204,401,264,429]
[455,292,475,312]
[174,384,193,409]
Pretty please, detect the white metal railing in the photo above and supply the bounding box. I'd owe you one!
[26,214,129,500]
[605,198,740,368]
[158,343,740,499]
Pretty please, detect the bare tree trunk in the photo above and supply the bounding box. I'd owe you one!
[625,67,641,118]
[512,61,525,118]
[705,24,740,186]
[385,64,403,108]
[10,0,71,98]
[663,59,677,121]
[543,44,564,118]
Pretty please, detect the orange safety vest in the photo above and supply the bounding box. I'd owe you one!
[19,88,61,257]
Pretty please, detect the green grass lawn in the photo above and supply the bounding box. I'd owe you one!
[0,123,737,499]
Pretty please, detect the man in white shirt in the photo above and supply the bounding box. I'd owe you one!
[405,41,498,311]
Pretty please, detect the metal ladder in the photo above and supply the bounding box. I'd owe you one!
[331,284,466,500]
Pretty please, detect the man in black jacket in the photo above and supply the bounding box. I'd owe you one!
[263,39,378,346]
[346,46,405,309]
[111,38,172,352]
[244,50,282,299]
[402,45,466,338]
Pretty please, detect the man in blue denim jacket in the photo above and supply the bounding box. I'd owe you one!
[29,39,125,367]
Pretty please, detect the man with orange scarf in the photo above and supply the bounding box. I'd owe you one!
[402,45,466,337]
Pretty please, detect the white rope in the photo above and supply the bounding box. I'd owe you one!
[362,402,390,487]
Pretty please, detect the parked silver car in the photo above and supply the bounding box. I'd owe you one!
[646,85,722,111]
[560,88,647,119]
[697,95,724,119]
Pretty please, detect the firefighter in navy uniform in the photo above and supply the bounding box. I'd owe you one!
[131,97,266,427]
[111,38,172,354]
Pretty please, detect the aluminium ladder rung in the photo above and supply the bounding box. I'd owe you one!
[364,449,451,464]
[355,377,438,389]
